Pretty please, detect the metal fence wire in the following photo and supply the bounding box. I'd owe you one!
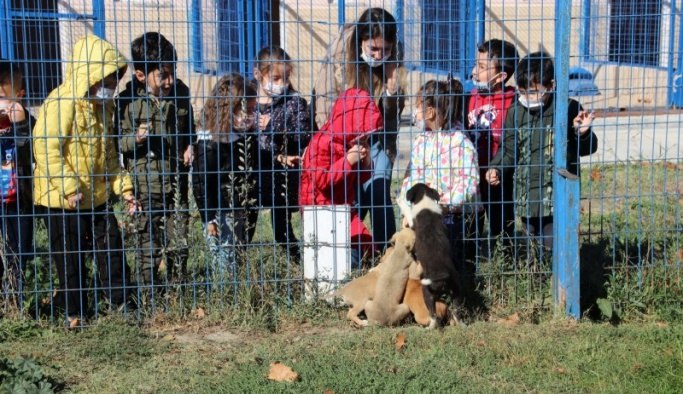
[0,0,680,325]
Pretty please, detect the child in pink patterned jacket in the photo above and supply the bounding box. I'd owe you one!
[398,78,481,263]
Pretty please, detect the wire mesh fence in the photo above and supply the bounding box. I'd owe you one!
[0,0,680,326]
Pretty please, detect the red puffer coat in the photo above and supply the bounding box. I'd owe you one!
[300,88,383,252]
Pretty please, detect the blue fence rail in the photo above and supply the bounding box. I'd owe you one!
[0,0,680,326]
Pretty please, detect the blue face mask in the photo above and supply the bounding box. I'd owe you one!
[472,73,501,93]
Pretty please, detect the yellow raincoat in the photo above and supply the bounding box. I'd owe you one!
[33,35,133,210]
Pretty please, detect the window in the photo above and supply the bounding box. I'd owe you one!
[608,0,662,66]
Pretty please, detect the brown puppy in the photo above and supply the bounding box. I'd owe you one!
[403,279,449,326]
[364,228,415,326]
[331,233,422,327]
[330,240,396,327]
[331,270,380,326]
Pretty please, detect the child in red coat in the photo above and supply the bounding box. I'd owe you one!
[300,88,383,268]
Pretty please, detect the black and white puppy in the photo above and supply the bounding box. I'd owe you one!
[398,183,464,328]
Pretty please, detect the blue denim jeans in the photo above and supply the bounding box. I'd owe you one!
[357,140,396,251]
[204,211,252,279]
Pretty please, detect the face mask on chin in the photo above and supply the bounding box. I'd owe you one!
[360,51,390,68]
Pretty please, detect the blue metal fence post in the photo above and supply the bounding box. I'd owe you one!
[338,0,345,26]
[394,0,403,54]
[553,0,581,318]
[668,0,682,107]
[190,0,205,73]
[93,0,105,39]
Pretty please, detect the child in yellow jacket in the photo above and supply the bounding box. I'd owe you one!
[33,35,141,324]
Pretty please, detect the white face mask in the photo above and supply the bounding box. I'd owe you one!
[263,81,285,97]
[361,51,390,68]
[94,87,116,101]
[412,109,427,131]
[518,94,546,110]
[233,115,256,132]
[472,73,500,93]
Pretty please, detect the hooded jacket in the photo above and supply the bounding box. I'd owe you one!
[300,88,382,246]
[33,35,133,210]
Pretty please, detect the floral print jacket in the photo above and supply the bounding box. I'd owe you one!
[398,122,481,213]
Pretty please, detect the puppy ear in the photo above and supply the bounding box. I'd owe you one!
[406,186,416,203]
[426,186,440,202]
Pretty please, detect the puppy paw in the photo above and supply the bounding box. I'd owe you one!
[361,319,368,326]
[426,317,437,330]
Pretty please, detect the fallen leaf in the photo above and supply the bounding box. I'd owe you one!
[555,368,567,374]
[656,321,669,328]
[162,334,176,341]
[267,362,299,382]
[193,308,206,319]
[590,168,602,181]
[664,162,678,170]
[324,391,335,394]
[630,363,644,372]
[395,333,406,350]
[476,340,486,347]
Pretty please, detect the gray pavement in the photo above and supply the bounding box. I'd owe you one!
[394,113,683,176]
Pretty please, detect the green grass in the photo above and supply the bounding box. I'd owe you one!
[0,318,681,393]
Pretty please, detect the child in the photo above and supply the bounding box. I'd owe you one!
[486,51,598,259]
[300,88,381,268]
[466,39,519,253]
[33,36,141,323]
[398,78,481,263]
[192,73,259,272]
[117,32,194,286]
[0,60,34,306]
[253,46,312,262]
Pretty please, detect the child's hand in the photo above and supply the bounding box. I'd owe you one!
[136,123,150,143]
[183,145,194,166]
[207,222,218,237]
[359,144,371,168]
[485,169,500,186]
[123,194,142,215]
[346,144,362,166]
[258,114,271,130]
[284,155,300,168]
[573,110,594,135]
[67,192,84,209]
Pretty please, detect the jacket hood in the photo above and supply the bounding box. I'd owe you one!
[319,88,383,145]
[65,35,127,98]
